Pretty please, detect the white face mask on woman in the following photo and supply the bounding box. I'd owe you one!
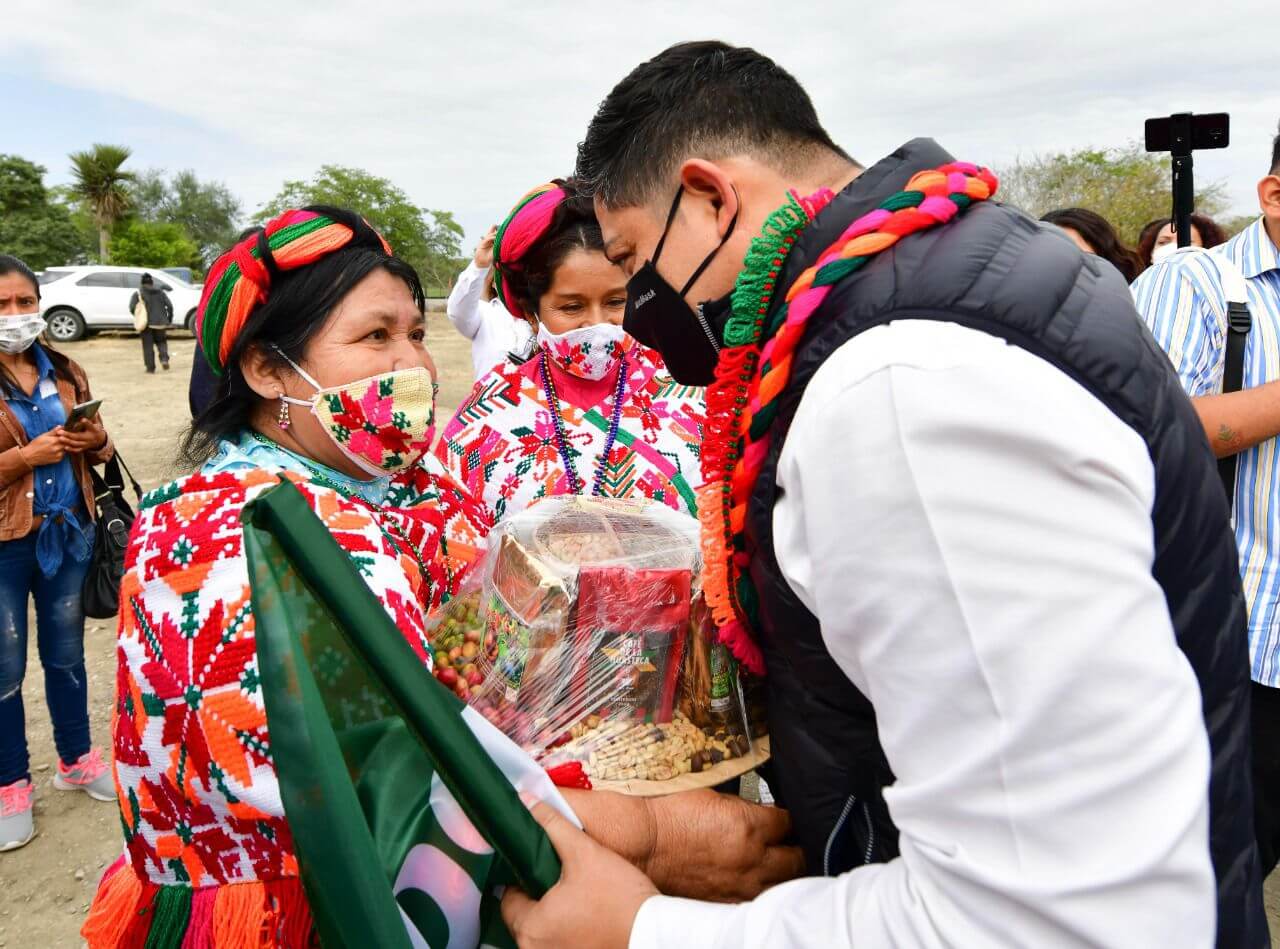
[0,312,46,355]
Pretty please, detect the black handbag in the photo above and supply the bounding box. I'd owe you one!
[82,452,142,619]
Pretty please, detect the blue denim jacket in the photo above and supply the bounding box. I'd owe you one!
[3,345,91,577]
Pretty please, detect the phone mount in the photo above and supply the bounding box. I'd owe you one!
[1145,112,1230,248]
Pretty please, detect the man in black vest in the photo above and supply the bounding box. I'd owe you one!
[500,41,1265,949]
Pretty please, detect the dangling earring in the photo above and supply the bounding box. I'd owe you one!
[277,393,291,430]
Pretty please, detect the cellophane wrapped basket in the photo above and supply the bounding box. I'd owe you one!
[427,497,767,790]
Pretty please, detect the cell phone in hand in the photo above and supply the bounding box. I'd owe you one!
[65,399,103,432]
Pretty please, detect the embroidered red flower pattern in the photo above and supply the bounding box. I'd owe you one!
[112,464,484,889]
[438,346,705,525]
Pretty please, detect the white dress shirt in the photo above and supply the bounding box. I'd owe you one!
[630,321,1215,949]
[445,261,534,379]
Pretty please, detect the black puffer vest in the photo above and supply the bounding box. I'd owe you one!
[746,139,1265,947]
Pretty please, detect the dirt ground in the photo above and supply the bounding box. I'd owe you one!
[3,321,1280,946]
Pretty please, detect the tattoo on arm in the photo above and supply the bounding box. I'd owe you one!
[1218,423,1244,452]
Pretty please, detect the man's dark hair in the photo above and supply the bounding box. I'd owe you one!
[576,41,853,208]
[1271,119,1280,175]
[140,272,154,286]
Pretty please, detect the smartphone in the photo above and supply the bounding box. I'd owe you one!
[1145,113,1230,154]
[65,399,103,432]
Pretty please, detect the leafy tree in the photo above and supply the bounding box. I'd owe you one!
[129,169,169,217]
[68,144,135,262]
[0,155,46,210]
[132,168,241,266]
[416,209,466,292]
[258,165,463,293]
[0,155,93,269]
[997,144,1230,245]
[47,184,101,258]
[109,219,201,269]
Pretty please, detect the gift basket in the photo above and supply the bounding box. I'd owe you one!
[428,497,768,794]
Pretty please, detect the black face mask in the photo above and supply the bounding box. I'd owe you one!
[624,187,739,386]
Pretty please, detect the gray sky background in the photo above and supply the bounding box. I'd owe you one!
[3,1,1275,250]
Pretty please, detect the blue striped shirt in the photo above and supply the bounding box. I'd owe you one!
[1133,218,1280,685]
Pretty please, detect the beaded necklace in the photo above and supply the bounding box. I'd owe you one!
[538,348,627,497]
[700,163,999,673]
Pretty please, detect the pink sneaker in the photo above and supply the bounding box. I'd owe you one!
[0,780,34,851]
[53,749,115,802]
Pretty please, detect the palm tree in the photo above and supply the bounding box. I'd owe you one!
[68,144,135,262]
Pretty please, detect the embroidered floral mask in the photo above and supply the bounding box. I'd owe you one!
[278,351,437,477]
[537,322,628,381]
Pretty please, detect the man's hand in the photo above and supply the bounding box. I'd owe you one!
[645,789,804,901]
[502,802,657,949]
[474,225,498,269]
[18,430,66,467]
[564,787,805,902]
[58,420,106,454]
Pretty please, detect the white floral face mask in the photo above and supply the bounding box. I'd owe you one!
[277,350,437,477]
[0,312,45,355]
[537,322,629,381]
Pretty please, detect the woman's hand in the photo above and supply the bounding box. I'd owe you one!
[58,421,107,454]
[563,787,805,903]
[18,430,66,467]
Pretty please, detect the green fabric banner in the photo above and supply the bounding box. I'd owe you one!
[243,479,566,948]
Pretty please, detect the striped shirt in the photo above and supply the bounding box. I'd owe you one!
[1133,217,1280,685]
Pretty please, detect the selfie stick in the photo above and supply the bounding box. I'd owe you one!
[1169,118,1195,248]
[1145,112,1230,250]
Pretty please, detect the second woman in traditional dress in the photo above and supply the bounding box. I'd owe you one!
[437,181,705,524]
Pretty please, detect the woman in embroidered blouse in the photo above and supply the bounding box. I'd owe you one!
[82,208,488,947]
[0,255,116,854]
[437,180,706,525]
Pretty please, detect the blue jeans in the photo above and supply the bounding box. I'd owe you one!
[0,533,92,785]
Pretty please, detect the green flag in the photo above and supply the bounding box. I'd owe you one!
[243,479,570,948]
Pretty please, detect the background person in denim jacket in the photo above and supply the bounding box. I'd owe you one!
[0,255,116,853]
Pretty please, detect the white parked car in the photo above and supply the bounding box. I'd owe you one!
[37,266,204,342]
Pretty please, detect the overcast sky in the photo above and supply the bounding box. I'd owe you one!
[3,1,1275,250]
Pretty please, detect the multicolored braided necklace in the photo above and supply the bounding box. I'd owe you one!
[700,162,999,673]
[538,349,628,496]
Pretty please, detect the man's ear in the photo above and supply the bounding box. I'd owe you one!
[239,343,289,401]
[1258,175,1280,218]
[678,159,739,236]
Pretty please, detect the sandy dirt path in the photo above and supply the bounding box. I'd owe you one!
[2,323,1278,946]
